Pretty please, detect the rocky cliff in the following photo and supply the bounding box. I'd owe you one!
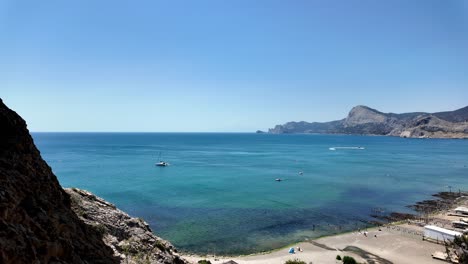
[65,188,186,264]
[0,98,188,264]
[268,105,468,138]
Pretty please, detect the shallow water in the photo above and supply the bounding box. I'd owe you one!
[33,133,468,254]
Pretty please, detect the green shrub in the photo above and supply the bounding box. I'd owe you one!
[342,256,357,264]
[198,260,211,264]
[134,252,151,264]
[284,259,306,264]
[336,255,342,260]
[154,240,167,252]
[93,223,107,235]
[445,235,468,264]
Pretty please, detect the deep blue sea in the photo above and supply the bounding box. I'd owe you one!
[32,133,468,254]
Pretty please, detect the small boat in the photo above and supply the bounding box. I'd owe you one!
[299,171,303,175]
[155,152,169,167]
[275,178,282,182]
[156,161,169,167]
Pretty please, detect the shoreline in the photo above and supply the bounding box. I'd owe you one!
[179,227,363,259]
[264,131,468,139]
[180,227,373,259]
[180,191,468,264]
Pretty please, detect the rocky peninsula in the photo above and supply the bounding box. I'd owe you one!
[267,105,468,138]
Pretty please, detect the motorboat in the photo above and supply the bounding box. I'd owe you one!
[156,161,169,167]
[155,152,169,167]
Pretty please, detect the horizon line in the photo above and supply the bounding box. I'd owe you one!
[30,131,260,133]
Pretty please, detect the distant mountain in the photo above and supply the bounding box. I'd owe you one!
[267,105,468,138]
[433,106,468,123]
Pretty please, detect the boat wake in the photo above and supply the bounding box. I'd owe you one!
[329,147,365,151]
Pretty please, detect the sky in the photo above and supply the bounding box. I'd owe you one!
[1,0,468,132]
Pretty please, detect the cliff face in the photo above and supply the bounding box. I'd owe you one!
[268,120,343,134]
[267,105,468,138]
[0,99,119,263]
[389,115,468,138]
[343,106,387,126]
[0,99,187,264]
[65,188,187,264]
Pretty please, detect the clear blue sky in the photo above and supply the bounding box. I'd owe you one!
[2,0,468,132]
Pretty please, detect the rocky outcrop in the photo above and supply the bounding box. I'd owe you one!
[0,98,188,264]
[65,188,187,264]
[267,105,468,138]
[268,120,343,134]
[343,105,387,126]
[0,98,118,263]
[389,115,468,138]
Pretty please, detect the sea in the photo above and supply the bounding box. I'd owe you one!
[32,133,468,255]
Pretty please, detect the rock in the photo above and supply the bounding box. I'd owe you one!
[399,131,411,138]
[0,98,188,264]
[343,105,387,126]
[0,98,118,263]
[65,188,187,264]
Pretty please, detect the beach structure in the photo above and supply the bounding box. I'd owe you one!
[454,207,468,215]
[432,251,459,263]
[452,221,468,229]
[424,225,462,242]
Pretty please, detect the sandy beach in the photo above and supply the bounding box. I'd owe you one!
[183,195,468,264]
[183,227,443,264]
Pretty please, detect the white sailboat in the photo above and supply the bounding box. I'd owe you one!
[155,152,169,167]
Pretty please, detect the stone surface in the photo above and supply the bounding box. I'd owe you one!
[65,188,188,264]
[0,98,118,263]
[0,98,188,264]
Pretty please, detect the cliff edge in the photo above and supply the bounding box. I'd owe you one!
[65,188,186,264]
[0,98,187,264]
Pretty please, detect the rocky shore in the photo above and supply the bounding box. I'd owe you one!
[368,191,468,225]
[66,188,187,264]
[0,98,188,264]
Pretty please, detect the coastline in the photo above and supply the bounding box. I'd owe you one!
[265,131,468,139]
[181,191,468,264]
[180,228,362,260]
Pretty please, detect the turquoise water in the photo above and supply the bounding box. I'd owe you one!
[32,133,468,254]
